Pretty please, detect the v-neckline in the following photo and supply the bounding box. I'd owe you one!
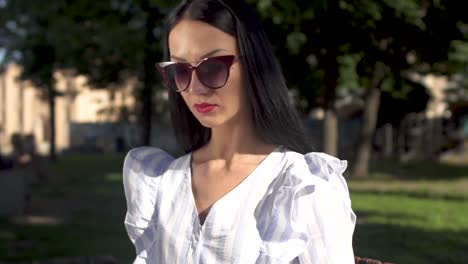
[186,145,283,228]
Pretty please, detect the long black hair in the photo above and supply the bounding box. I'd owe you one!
[163,0,312,154]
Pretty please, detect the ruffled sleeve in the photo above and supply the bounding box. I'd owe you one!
[298,152,356,263]
[122,147,174,262]
[255,152,356,264]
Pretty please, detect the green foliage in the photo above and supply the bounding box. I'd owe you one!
[0,0,183,144]
[252,0,468,111]
[337,54,361,91]
[450,41,468,64]
[2,0,468,118]
[0,0,174,88]
[1,1,62,90]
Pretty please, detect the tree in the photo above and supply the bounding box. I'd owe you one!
[253,0,346,156]
[253,0,468,177]
[0,1,75,161]
[1,0,179,154]
[63,0,173,146]
[353,0,468,177]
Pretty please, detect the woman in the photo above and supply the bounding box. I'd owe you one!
[123,0,356,263]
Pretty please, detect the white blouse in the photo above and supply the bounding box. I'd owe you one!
[123,145,356,264]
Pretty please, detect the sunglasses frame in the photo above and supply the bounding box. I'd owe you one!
[156,55,240,92]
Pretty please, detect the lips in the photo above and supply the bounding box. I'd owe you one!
[194,103,217,114]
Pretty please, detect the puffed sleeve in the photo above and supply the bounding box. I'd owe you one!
[122,147,174,262]
[295,152,356,263]
[255,152,356,264]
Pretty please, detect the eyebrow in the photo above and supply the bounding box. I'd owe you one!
[170,49,227,62]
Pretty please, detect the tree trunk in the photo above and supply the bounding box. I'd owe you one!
[141,0,158,146]
[47,84,56,162]
[322,49,339,156]
[324,109,338,156]
[351,62,386,178]
[321,0,339,156]
[19,82,24,132]
[1,67,6,134]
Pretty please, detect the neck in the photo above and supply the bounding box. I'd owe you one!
[203,116,269,161]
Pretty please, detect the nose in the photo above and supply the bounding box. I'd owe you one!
[186,71,211,95]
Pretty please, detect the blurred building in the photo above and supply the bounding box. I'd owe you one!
[0,64,137,155]
[1,62,465,157]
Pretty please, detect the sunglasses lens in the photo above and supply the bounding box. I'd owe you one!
[165,63,191,91]
[197,57,230,89]
[158,56,235,91]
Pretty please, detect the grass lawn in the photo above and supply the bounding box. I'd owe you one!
[349,160,468,264]
[0,153,134,263]
[0,154,467,263]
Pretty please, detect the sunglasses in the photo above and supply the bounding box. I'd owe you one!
[156,55,239,92]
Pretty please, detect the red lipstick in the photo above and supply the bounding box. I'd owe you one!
[194,103,217,114]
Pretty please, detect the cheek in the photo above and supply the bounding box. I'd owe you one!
[180,93,191,108]
[180,91,189,101]
[227,70,248,106]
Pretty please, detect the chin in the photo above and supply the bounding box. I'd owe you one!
[193,112,229,128]
[197,118,223,128]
